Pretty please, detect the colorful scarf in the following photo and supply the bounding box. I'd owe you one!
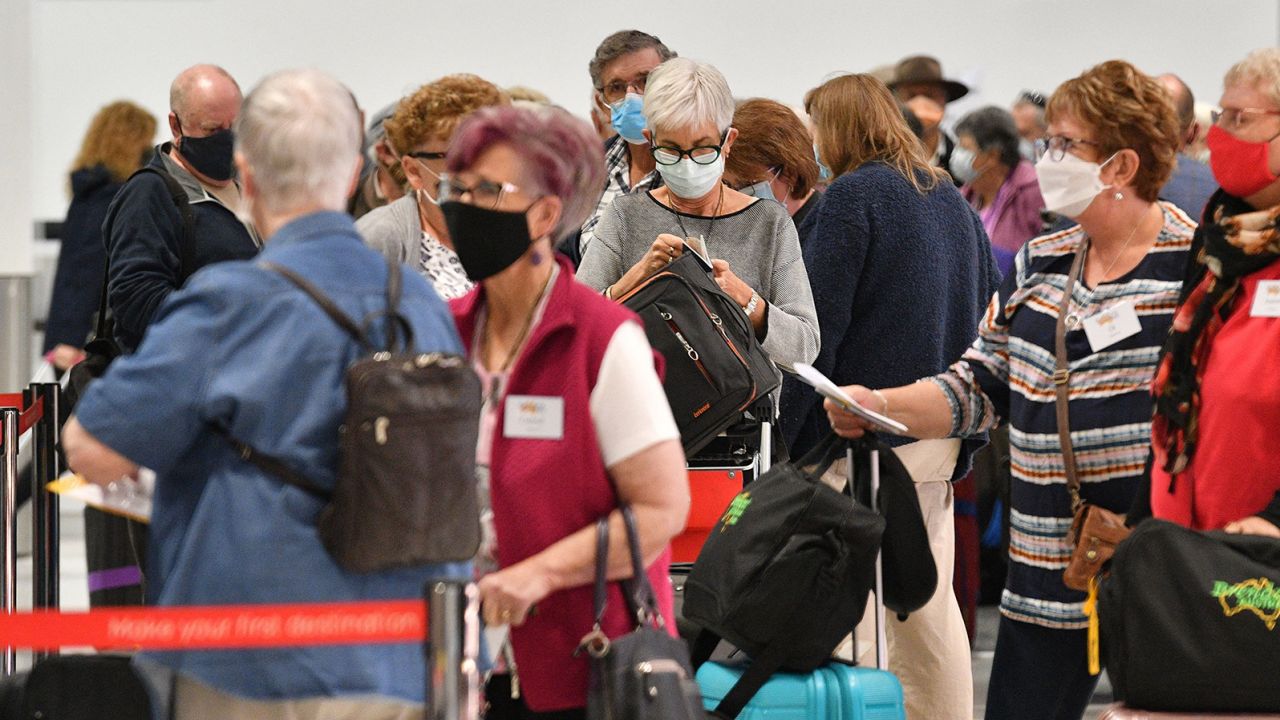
[1153,205,1280,477]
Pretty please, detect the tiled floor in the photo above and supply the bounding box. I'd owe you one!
[12,501,1118,718]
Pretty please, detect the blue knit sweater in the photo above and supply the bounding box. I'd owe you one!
[779,162,1000,478]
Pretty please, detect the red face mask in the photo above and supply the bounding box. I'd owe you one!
[1207,124,1279,198]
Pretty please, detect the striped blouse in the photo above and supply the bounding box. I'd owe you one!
[930,202,1194,629]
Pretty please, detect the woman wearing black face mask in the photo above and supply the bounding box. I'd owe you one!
[442,105,689,719]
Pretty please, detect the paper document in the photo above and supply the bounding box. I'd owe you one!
[682,235,714,271]
[789,363,909,435]
[48,469,154,523]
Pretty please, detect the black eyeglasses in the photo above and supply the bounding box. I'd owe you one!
[650,135,727,166]
[1034,135,1100,162]
[599,73,650,105]
[437,173,521,209]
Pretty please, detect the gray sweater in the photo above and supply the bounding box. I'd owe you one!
[355,194,419,265]
[577,191,820,368]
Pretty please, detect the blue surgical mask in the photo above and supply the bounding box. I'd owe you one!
[610,92,648,145]
[814,144,832,182]
[741,180,778,203]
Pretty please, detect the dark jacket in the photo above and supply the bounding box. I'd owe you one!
[779,162,1000,478]
[1159,154,1218,224]
[44,166,120,351]
[102,143,259,353]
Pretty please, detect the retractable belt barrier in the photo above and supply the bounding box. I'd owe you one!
[2,383,482,717]
[1,383,61,676]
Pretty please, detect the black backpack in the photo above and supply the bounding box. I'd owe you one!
[618,253,780,456]
[219,259,482,573]
[1100,519,1280,713]
[682,433,885,718]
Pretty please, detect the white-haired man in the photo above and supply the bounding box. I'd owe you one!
[64,68,467,719]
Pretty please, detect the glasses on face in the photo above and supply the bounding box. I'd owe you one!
[1211,106,1280,130]
[650,135,727,166]
[437,173,521,209]
[599,73,650,105]
[409,150,447,162]
[1034,135,1101,162]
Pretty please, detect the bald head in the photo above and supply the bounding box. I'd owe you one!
[1158,73,1196,137]
[169,64,242,134]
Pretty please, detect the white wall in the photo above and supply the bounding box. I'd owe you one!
[30,0,1278,222]
[4,0,33,275]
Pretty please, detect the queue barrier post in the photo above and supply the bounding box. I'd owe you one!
[427,580,481,720]
[32,382,61,660]
[1,406,18,676]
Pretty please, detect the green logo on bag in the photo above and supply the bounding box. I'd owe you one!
[1211,577,1280,630]
[719,492,752,531]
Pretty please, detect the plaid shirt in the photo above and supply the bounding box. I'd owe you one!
[579,136,661,255]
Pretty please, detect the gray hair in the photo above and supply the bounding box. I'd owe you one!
[1225,48,1280,108]
[642,58,735,135]
[235,68,360,214]
[955,106,1022,168]
[588,30,675,90]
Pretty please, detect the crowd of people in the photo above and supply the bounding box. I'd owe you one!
[18,27,1280,720]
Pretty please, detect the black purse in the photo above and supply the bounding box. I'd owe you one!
[578,507,704,720]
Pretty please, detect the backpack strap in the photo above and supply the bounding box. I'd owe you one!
[259,261,373,351]
[360,259,415,353]
[209,424,331,500]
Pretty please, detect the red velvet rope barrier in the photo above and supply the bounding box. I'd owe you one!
[0,394,44,447]
[0,600,426,651]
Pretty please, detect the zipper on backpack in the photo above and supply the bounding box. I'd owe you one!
[659,310,715,387]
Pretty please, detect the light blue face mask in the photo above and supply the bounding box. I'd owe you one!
[741,180,778,203]
[610,92,648,145]
[814,144,832,182]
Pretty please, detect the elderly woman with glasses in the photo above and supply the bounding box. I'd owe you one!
[356,74,509,299]
[822,61,1193,720]
[440,104,689,719]
[576,57,820,372]
[1136,49,1280,541]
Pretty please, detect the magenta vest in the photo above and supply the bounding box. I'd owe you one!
[451,257,676,711]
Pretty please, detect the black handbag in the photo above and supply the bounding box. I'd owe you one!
[579,507,703,720]
[683,432,886,717]
[1099,519,1280,713]
[217,259,482,573]
[18,655,151,720]
[618,253,780,456]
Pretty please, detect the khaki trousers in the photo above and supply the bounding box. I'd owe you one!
[826,438,974,720]
[173,674,424,720]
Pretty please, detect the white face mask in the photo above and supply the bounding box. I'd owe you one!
[1034,151,1117,218]
[657,154,725,200]
[950,146,979,185]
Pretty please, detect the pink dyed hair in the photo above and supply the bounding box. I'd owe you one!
[447,104,606,242]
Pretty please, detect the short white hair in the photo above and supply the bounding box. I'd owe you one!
[235,68,360,214]
[642,58,734,135]
[1225,48,1280,108]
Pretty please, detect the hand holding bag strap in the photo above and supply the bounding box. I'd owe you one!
[1055,241,1088,511]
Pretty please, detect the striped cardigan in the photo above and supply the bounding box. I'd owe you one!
[931,202,1194,629]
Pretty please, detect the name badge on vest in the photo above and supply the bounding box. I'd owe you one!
[1250,280,1280,317]
[1083,301,1142,352]
[504,395,564,440]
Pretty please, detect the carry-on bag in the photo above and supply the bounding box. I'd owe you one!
[1099,519,1280,713]
[617,252,780,456]
[693,435,906,719]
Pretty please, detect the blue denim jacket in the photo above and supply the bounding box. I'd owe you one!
[76,211,469,702]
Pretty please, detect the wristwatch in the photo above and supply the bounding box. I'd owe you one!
[743,291,760,316]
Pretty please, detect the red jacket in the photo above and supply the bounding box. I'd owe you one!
[451,256,675,711]
[1152,257,1280,529]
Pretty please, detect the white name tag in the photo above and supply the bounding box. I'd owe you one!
[1250,280,1280,317]
[503,395,564,440]
[1082,301,1142,352]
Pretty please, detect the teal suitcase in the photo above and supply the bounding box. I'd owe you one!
[697,659,906,720]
